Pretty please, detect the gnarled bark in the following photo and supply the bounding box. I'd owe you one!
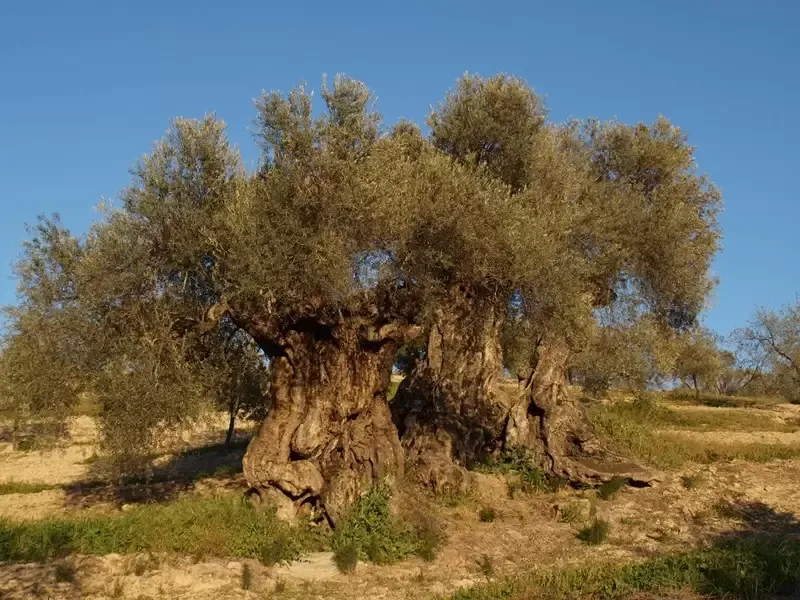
[392,292,508,493]
[395,302,657,490]
[506,332,657,484]
[241,319,417,524]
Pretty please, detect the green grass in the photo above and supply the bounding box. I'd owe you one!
[0,497,321,564]
[590,396,800,469]
[0,481,60,495]
[331,485,442,565]
[609,393,797,433]
[448,536,800,600]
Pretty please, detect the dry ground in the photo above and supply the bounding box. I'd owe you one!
[1,395,800,600]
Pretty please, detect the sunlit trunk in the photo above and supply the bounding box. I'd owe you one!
[243,319,414,524]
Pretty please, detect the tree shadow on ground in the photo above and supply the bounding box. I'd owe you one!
[62,437,249,508]
[695,500,800,599]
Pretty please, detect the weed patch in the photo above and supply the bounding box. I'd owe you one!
[557,502,584,524]
[333,543,358,573]
[54,561,76,583]
[331,485,441,565]
[478,449,565,495]
[0,497,315,564]
[479,508,496,523]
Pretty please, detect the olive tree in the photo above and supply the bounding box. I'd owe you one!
[673,328,726,397]
[394,75,721,488]
[737,301,800,402]
[4,73,721,520]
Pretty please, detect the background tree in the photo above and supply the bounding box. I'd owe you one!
[737,301,800,402]
[672,328,726,397]
[570,315,676,397]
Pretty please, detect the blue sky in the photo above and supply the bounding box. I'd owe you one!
[1,0,797,335]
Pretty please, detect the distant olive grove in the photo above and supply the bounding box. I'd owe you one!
[0,73,735,522]
[561,300,800,403]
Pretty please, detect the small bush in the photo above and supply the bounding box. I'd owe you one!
[126,553,158,576]
[241,563,253,590]
[54,561,76,583]
[413,515,444,562]
[14,439,35,452]
[331,485,437,565]
[597,477,626,500]
[577,518,610,545]
[478,508,496,523]
[333,543,358,574]
[476,554,495,581]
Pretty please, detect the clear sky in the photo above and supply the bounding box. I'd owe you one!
[1,0,797,335]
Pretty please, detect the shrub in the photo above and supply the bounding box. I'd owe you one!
[478,508,496,523]
[577,518,610,545]
[681,474,705,489]
[557,502,584,524]
[331,485,441,565]
[479,448,564,494]
[333,543,358,574]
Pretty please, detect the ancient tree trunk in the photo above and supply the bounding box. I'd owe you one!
[392,292,508,493]
[242,320,414,524]
[506,333,657,484]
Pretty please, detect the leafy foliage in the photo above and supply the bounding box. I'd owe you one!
[736,300,800,403]
[330,485,441,565]
[479,448,565,494]
[0,73,722,471]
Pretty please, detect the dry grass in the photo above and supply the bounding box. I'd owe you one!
[590,395,800,470]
